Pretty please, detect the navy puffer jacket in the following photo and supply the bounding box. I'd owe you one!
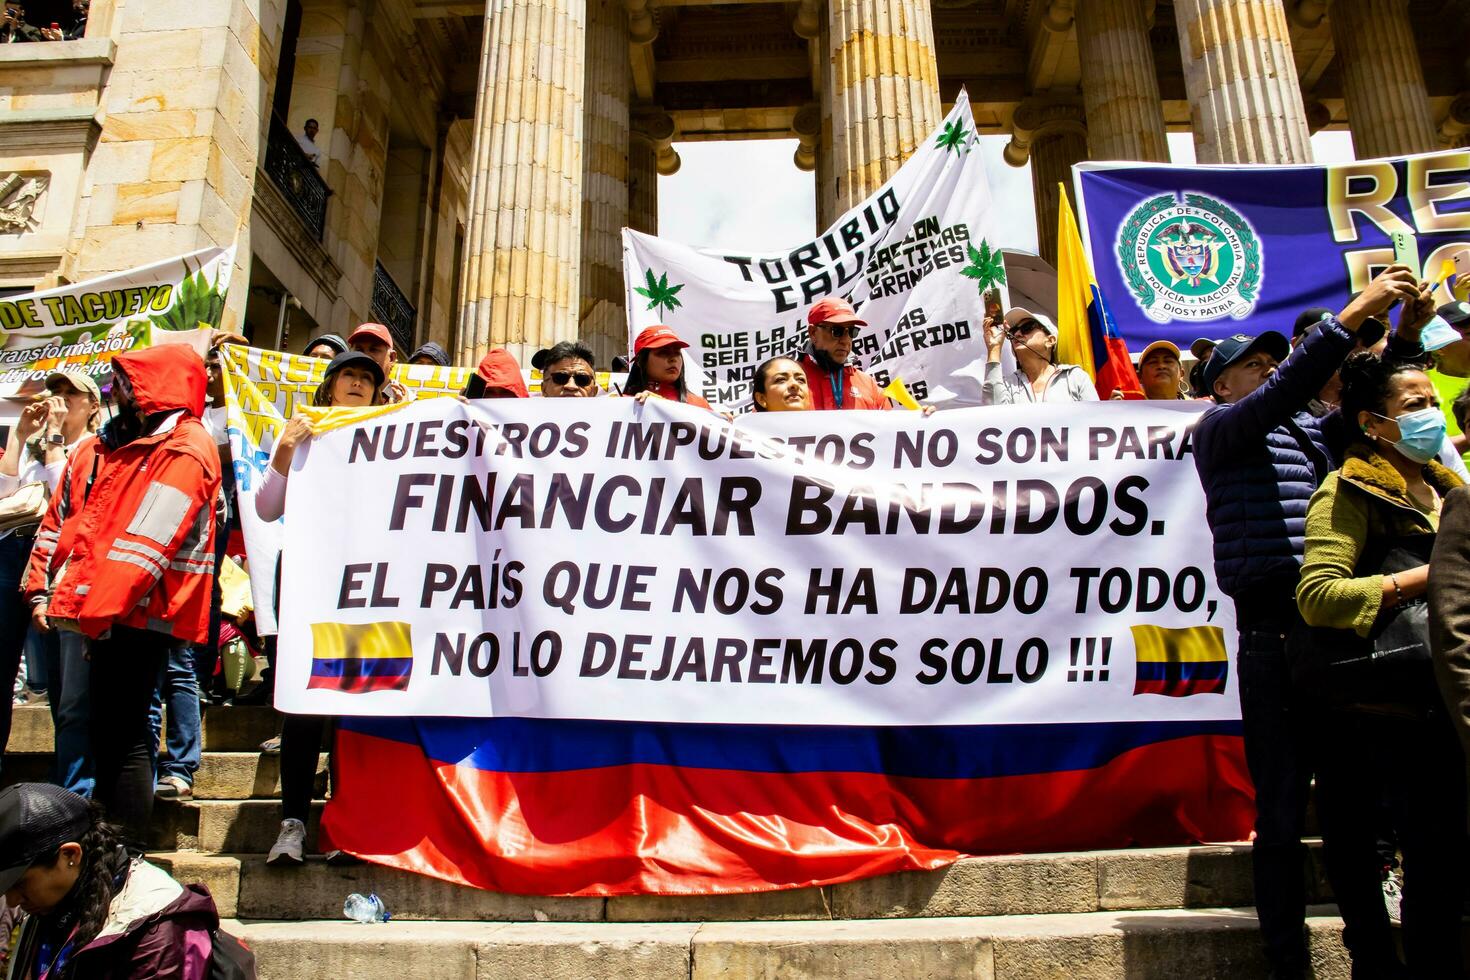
[1193,317,1355,605]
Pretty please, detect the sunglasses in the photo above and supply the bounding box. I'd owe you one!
[549,371,595,388]
[821,323,862,339]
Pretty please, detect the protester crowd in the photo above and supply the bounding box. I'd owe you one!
[0,263,1468,975]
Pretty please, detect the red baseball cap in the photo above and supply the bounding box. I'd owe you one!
[807,297,867,328]
[633,325,688,356]
[348,322,394,349]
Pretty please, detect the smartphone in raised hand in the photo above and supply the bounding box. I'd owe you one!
[1392,229,1420,274]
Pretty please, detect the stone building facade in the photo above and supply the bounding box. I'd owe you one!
[0,0,1464,366]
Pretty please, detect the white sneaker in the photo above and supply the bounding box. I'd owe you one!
[1383,870,1403,925]
[267,818,306,867]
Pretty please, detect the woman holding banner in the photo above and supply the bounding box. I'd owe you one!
[1295,350,1466,977]
[980,308,1096,404]
[622,326,712,409]
[751,356,813,412]
[258,349,382,867]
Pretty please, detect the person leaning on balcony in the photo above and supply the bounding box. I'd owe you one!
[296,118,322,166]
[348,322,413,404]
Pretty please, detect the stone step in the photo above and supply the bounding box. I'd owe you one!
[3,751,325,800]
[153,843,1331,923]
[226,908,1351,979]
[6,703,280,754]
[149,799,323,853]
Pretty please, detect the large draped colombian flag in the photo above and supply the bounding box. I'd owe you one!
[322,717,1251,896]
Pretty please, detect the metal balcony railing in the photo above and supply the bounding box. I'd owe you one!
[371,260,416,353]
[263,114,328,240]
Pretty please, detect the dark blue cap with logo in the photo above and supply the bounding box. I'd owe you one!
[1201,331,1290,397]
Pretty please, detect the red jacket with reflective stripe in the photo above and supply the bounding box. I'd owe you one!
[23,434,106,601]
[798,347,892,411]
[46,346,221,643]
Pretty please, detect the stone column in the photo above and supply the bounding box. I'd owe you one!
[1331,0,1436,158]
[1173,0,1313,163]
[459,0,587,365]
[580,0,631,367]
[1074,0,1168,161]
[1005,99,1087,267]
[627,134,658,236]
[826,0,942,211]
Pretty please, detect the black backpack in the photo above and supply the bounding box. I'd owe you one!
[208,928,257,980]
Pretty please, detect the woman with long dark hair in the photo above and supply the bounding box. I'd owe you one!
[1296,350,1466,977]
[622,326,711,409]
[1,783,237,978]
[258,350,382,867]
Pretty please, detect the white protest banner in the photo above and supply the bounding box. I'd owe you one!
[221,346,468,634]
[0,246,234,405]
[276,398,1237,727]
[622,90,1007,410]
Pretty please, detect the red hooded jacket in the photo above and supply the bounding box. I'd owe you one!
[473,349,529,397]
[46,346,221,643]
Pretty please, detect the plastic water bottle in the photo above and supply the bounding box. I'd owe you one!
[342,892,389,923]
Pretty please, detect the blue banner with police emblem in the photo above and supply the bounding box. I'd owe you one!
[1074,151,1470,351]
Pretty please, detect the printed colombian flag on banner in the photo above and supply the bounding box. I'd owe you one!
[308,622,414,693]
[1131,625,1229,697]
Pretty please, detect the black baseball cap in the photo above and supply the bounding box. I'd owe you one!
[322,350,385,389]
[1438,301,1470,328]
[0,784,90,893]
[1201,331,1291,397]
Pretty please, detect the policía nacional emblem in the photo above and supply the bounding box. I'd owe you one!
[1115,192,1261,324]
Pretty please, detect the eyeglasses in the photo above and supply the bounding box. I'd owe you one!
[821,323,861,339]
[549,371,595,388]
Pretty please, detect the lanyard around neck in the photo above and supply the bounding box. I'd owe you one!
[828,367,845,409]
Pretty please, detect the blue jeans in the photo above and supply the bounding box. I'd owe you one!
[22,626,45,693]
[149,644,201,785]
[44,629,92,796]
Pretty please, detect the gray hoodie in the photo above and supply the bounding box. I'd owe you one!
[981,361,1098,404]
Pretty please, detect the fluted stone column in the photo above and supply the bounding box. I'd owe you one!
[1075,0,1168,161]
[1331,0,1435,158]
[1005,100,1087,267]
[826,0,942,211]
[1173,0,1313,163]
[580,0,631,366]
[628,134,658,236]
[459,0,587,365]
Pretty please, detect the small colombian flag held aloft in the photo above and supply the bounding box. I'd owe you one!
[309,621,414,693]
[1130,625,1228,697]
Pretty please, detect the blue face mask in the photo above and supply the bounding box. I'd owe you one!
[1420,315,1462,353]
[1373,407,1447,464]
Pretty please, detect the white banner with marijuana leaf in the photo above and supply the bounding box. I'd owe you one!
[622,91,1007,410]
[0,245,235,402]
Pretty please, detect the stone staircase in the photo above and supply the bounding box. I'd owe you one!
[4,704,1352,978]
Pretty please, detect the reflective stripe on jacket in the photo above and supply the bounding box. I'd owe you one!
[46,346,220,643]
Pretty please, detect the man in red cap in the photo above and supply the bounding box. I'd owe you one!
[625,325,711,409]
[799,297,890,411]
[347,323,412,403]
